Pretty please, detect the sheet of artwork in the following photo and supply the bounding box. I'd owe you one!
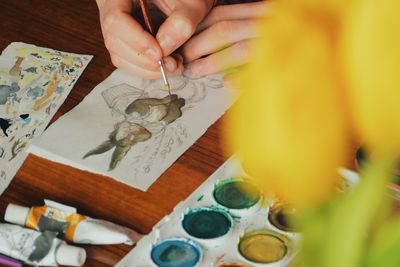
[29,69,234,191]
[0,42,92,195]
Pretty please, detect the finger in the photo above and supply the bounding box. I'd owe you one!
[105,35,180,73]
[183,19,258,62]
[156,1,213,56]
[197,1,270,32]
[109,52,181,75]
[188,39,252,77]
[99,0,162,62]
[110,53,184,79]
[104,35,161,71]
[222,67,241,87]
[163,56,180,73]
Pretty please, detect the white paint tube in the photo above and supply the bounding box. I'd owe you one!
[4,199,141,245]
[0,223,86,267]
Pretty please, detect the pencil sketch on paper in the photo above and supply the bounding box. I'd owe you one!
[82,70,223,172]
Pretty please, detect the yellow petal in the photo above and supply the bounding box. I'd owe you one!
[343,0,400,154]
[228,4,348,206]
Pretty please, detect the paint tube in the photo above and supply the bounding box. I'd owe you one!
[4,199,140,245]
[0,254,22,267]
[0,223,86,267]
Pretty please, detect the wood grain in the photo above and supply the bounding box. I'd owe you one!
[0,1,231,266]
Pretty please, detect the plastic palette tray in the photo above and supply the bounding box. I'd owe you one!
[117,157,360,267]
[117,156,317,267]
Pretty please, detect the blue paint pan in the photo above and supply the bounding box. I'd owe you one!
[151,238,202,267]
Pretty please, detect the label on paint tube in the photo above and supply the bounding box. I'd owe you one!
[0,223,86,266]
[4,200,141,245]
[25,200,86,242]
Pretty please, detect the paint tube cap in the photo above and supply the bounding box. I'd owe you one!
[56,244,87,266]
[4,203,30,226]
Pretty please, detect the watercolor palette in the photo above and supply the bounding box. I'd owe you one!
[116,157,307,267]
[117,157,359,267]
[354,147,400,199]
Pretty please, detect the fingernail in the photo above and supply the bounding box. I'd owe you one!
[164,58,176,72]
[159,35,175,52]
[144,47,159,61]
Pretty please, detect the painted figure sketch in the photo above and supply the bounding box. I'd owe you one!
[83,94,185,171]
[29,69,234,191]
[0,42,92,195]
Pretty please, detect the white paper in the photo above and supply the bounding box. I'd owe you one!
[0,42,92,195]
[29,69,235,191]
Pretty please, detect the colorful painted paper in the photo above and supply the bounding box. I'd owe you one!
[29,69,234,191]
[0,42,92,194]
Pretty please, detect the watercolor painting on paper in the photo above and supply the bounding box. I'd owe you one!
[30,69,234,191]
[0,42,92,195]
[83,93,185,171]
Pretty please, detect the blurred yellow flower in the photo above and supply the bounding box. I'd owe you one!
[228,2,349,206]
[226,0,400,266]
[343,0,400,155]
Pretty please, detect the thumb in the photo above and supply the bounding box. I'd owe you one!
[156,1,213,56]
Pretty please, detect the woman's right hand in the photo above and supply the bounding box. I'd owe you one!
[96,0,214,79]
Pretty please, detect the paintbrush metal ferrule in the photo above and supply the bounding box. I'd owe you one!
[158,59,171,95]
[138,0,172,96]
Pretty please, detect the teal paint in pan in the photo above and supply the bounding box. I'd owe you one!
[182,207,232,239]
[213,178,260,209]
[151,238,201,267]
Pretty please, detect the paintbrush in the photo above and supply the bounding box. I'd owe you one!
[138,0,172,98]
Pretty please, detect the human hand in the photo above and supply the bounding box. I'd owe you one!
[183,1,270,77]
[96,0,214,79]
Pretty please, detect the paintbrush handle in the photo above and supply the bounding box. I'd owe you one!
[139,0,155,34]
[138,0,171,94]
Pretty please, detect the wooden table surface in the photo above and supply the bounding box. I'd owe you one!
[0,1,230,266]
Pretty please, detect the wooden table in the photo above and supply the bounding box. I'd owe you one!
[0,1,230,265]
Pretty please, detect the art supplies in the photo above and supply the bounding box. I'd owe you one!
[0,42,92,195]
[117,156,358,266]
[4,199,141,245]
[29,69,235,191]
[138,0,172,96]
[0,254,22,267]
[116,157,303,267]
[0,223,86,266]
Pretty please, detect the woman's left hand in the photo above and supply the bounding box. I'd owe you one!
[183,1,270,77]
